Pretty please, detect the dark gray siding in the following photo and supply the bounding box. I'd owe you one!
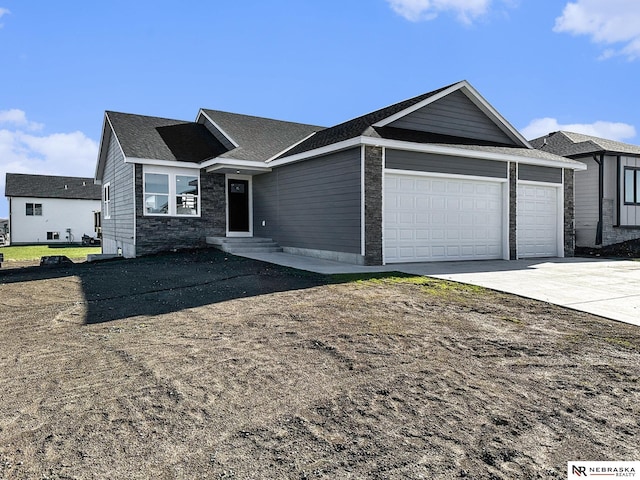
[101,133,135,252]
[389,90,517,145]
[253,148,361,253]
[518,164,562,183]
[385,149,507,178]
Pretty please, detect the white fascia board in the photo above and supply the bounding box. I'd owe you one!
[125,157,201,169]
[266,135,587,171]
[361,137,588,171]
[95,113,127,181]
[266,131,319,162]
[372,81,464,128]
[196,109,239,148]
[267,137,362,167]
[200,157,270,169]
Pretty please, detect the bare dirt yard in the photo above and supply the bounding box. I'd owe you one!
[0,249,639,479]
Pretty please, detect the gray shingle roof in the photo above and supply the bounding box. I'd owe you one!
[107,111,228,163]
[5,173,101,200]
[530,131,640,157]
[199,110,324,161]
[279,83,457,158]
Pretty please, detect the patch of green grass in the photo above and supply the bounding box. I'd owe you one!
[502,316,524,325]
[0,245,101,261]
[331,272,487,296]
[604,337,638,350]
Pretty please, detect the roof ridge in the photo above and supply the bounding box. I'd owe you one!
[200,108,325,129]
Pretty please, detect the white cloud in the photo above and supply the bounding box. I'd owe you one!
[0,7,9,27]
[0,109,44,131]
[554,0,640,60]
[0,111,99,217]
[386,0,492,24]
[521,117,637,141]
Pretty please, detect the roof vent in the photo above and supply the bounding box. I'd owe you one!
[64,185,68,189]
[82,181,86,186]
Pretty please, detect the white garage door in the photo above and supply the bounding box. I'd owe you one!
[517,184,559,258]
[384,173,504,263]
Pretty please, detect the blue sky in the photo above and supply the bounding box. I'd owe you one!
[2,0,640,218]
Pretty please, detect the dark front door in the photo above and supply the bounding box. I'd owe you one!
[228,179,250,232]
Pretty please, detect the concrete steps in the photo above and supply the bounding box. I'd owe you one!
[206,236,283,254]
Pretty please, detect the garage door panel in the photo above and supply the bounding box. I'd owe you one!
[517,184,558,258]
[385,173,504,263]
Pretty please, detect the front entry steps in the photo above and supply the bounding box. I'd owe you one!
[206,236,283,254]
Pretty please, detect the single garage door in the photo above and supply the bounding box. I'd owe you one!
[517,183,559,258]
[384,173,504,263]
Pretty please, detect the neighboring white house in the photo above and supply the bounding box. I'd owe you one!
[4,173,101,245]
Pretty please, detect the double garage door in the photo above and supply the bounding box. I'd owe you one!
[384,173,559,263]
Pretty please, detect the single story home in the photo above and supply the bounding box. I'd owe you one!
[4,173,101,245]
[95,80,585,265]
[530,131,640,248]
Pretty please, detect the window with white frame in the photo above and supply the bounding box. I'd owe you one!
[103,183,111,219]
[143,168,200,216]
[26,203,42,216]
[624,167,640,205]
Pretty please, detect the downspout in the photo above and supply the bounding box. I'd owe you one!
[594,153,605,246]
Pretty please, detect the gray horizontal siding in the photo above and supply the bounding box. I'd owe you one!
[385,149,507,178]
[101,133,135,253]
[253,147,361,254]
[389,90,516,145]
[518,164,562,183]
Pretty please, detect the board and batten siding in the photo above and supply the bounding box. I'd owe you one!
[253,148,361,254]
[619,155,640,226]
[101,132,136,256]
[385,149,508,178]
[389,90,516,145]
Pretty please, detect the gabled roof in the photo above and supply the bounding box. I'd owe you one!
[278,80,530,159]
[530,131,640,157]
[198,109,324,162]
[5,173,101,200]
[106,111,228,163]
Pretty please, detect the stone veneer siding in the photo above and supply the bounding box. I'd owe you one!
[563,168,575,257]
[134,165,226,256]
[364,146,383,265]
[601,199,640,246]
[509,163,517,260]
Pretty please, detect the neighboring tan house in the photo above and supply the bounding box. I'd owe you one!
[530,131,640,248]
[95,80,585,265]
[4,173,101,245]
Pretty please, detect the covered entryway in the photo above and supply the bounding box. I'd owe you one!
[517,183,560,258]
[384,173,505,263]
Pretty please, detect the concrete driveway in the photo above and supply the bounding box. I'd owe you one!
[239,252,640,326]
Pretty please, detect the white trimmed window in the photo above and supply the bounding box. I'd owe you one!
[103,183,111,219]
[143,167,200,217]
[26,203,42,216]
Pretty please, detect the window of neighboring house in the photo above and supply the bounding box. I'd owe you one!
[103,183,111,219]
[26,203,43,216]
[143,170,200,216]
[624,167,640,205]
[47,232,60,240]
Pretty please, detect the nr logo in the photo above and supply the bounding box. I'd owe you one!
[572,465,588,476]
